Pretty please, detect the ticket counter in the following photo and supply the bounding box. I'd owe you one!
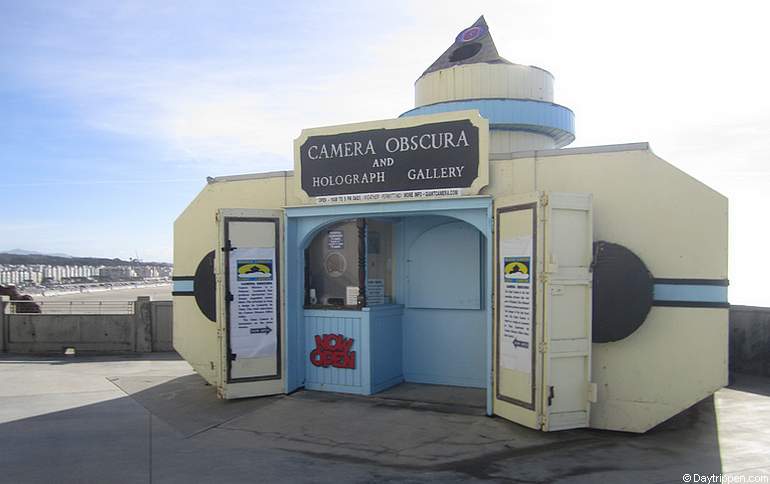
[303,304,404,395]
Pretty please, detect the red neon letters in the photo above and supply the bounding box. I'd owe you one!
[309,333,356,369]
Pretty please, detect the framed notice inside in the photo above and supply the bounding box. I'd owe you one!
[366,278,385,305]
[327,230,344,249]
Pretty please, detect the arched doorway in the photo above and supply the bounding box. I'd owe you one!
[285,197,493,413]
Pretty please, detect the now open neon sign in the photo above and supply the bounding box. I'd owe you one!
[309,333,356,369]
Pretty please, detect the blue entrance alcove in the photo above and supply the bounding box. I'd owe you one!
[285,197,493,413]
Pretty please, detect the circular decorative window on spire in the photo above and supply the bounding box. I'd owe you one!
[456,25,485,42]
[449,42,482,62]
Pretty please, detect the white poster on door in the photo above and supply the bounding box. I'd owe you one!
[229,247,277,359]
[500,236,533,374]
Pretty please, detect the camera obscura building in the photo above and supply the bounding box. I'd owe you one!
[173,17,728,433]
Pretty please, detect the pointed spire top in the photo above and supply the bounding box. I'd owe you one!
[421,16,511,77]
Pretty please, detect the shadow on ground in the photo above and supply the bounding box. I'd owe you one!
[0,359,748,484]
[730,372,770,397]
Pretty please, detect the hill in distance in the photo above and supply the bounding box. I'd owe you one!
[0,250,171,267]
[4,248,73,258]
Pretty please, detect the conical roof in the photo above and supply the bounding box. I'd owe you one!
[421,16,511,77]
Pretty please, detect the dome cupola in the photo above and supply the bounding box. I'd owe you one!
[401,16,575,153]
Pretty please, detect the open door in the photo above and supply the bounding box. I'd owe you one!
[217,208,284,399]
[493,192,593,431]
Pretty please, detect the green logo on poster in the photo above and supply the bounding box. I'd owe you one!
[504,257,530,283]
[237,259,273,280]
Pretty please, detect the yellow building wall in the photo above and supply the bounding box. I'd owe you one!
[173,173,290,388]
[488,146,728,432]
[174,143,728,432]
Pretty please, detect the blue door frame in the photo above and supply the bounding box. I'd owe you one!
[284,196,494,415]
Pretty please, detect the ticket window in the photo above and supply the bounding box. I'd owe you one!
[305,218,395,308]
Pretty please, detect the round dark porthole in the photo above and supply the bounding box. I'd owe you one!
[194,251,216,322]
[592,241,654,343]
[449,42,482,62]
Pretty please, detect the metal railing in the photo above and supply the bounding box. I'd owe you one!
[8,300,135,315]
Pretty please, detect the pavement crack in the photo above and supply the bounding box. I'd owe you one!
[220,426,393,455]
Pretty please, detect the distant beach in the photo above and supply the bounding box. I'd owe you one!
[32,283,172,301]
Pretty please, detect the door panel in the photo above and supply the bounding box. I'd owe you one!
[493,192,593,431]
[494,194,541,429]
[541,193,593,431]
[227,220,278,380]
[217,209,284,399]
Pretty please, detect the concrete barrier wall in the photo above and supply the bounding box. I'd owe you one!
[0,296,173,354]
[730,305,770,377]
[2,296,767,369]
[7,314,136,353]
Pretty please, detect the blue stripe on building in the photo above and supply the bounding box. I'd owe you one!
[172,279,195,295]
[652,279,729,308]
[400,98,575,147]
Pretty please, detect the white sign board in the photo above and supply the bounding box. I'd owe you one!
[327,230,344,249]
[500,237,533,374]
[229,247,277,359]
[366,278,385,305]
[346,286,360,306]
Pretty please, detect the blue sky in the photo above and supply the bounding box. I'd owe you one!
[1,1,769,305]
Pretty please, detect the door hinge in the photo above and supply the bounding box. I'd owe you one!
[537,341,548,353]
[221,240,236,252]
[547,386,555,406]
[539,194,549,222]
[215,211,220,223]
[226,293,234,302]
[537,414,546,428]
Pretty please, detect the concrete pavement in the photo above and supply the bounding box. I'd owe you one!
[0,353,768,483]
